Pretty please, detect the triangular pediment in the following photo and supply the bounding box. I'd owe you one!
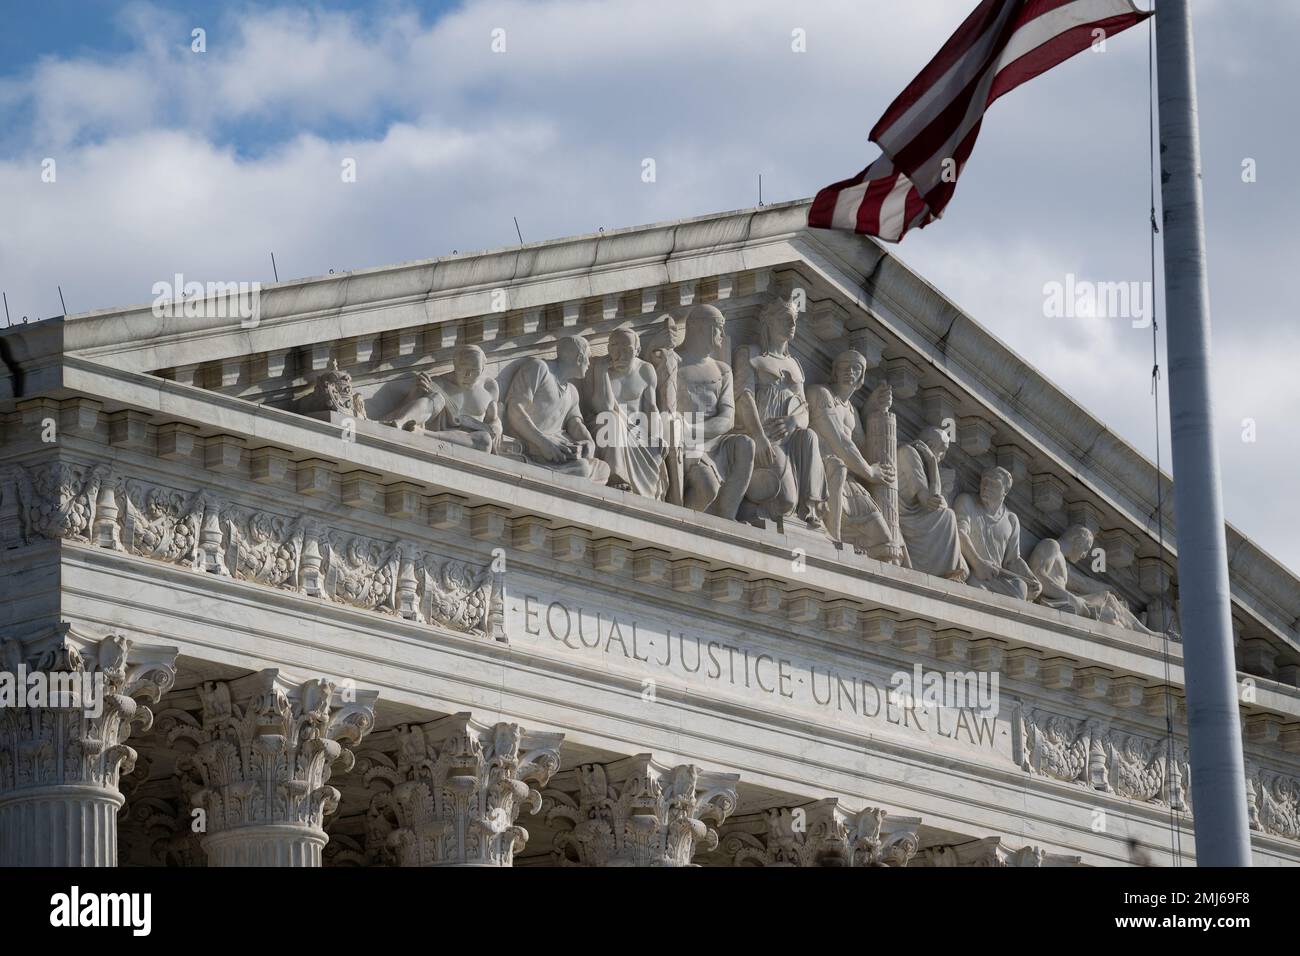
[6,200,1298,668]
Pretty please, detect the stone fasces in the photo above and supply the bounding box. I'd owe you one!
[164,670,377,867]
[0,625,178,866]
[543,753,739,866]
[365,713,563,867]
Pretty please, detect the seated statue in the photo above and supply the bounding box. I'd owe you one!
[504,335,611,484]
[955,466,1042,601]
[808,350,896,558]
[663,305,755,520]
[382,344,508,454]
[733,294,827,527]
[896,426,967,580]
[584,327,666,498]
[1029,525,1159,634]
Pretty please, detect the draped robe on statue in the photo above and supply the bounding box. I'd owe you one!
[585,355,666,499]
[896,441,965,579]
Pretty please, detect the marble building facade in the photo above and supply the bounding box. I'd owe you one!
[2,200,1299,867]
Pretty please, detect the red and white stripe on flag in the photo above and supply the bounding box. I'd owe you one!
[808,0,1151,242]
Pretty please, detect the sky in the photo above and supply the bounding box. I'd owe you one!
[1,0,1296,575]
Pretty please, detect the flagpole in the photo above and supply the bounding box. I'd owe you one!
[1154,0,1251,866]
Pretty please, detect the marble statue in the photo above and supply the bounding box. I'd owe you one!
[504,335,612,484]
[302,359,367,419]
[641,316,685,506]
[583,327,666,498]
[1029,525,1159,634]
[381,345,508,454]
[955,466,1041,601]
[733,294,827,527]
[667,305,755,520]
[896,426,967,580]
[808,351,897,559]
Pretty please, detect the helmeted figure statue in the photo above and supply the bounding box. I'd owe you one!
[895,426,967,580]
[1029,525,1159,634]
[955,466,1041,601]
[808,350,897,559]
[732,294,827,528]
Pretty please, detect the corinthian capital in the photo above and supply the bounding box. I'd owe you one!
[544,753,739,866]
[918,835,1083,867]
[0,624,178,796]
[167,670,377,865]
[719,797,921,867]
[369,713,563,866]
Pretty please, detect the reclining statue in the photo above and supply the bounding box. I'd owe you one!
[381,344,507,453]
[1029,525,1159,634]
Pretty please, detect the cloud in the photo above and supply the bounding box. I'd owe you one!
[0,0,1295,573]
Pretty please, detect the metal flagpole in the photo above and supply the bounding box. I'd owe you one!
[1154,0,1251,866]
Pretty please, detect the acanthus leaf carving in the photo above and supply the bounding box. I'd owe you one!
[718,798,921,867]
[0,628,178,798]
[543,754,738,867]
[372,713,563,866]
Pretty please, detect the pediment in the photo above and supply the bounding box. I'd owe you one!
[7,201,1299,669]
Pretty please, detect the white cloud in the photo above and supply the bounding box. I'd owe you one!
[0,0,1295,574]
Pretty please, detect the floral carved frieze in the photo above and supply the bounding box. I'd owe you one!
[1248,765,1300,841]
[1013,705,1187,808]
[1012,704,1300,843]
[1,460,121,550]
[1,460,505,641]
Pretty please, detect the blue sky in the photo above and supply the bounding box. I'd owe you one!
[1,0,1297,577]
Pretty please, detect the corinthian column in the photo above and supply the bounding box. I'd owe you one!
[0,625,178,866]
[368,713,563,866]
[168,670,377,867]
[543,753,739,866]
[917,835,1083,867]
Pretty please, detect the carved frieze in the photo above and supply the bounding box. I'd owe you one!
[123,481,206,569]
[4,462,505,641]
[1248,765,1300,841]
[2,461,118,548]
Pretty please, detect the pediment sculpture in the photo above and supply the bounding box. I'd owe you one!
[282,294,1164,636]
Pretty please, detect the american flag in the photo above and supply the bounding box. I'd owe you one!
[808,0,1152,242]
